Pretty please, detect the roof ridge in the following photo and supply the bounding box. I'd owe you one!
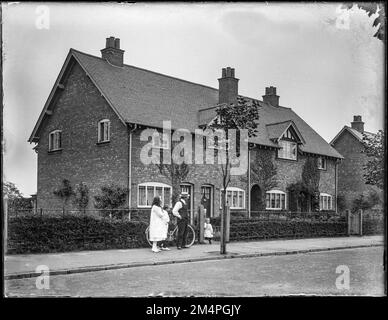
[70,48,219,92]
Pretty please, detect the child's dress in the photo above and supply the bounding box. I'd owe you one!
[204,222,214,240]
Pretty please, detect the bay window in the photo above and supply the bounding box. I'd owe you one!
[266,190,287,210]
[138,182,172,207]
[220,187,245,209]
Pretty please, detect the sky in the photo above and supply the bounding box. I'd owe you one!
[2,2,385,196]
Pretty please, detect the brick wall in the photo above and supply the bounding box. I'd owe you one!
[36,62,129,209]
[332,130,377,208]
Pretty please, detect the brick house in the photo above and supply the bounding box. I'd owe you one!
[330,115,380,209]
[28,37,343,220]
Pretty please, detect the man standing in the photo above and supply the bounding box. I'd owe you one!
[172,191,190,249]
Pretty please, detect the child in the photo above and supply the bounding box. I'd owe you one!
[204,218,214,244]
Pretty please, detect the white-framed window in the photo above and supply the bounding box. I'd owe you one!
[317,157,327,170]
[137,182,172,208]
[98,119,110,143]
[206,135,230,150]
[220,187,245,209]
[265,190,287,210]
[49,130,62,151]
[152,132,170,149]
[278,140,297,160]
[319,193,333,211]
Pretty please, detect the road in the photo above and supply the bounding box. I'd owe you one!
[5,247,385,297]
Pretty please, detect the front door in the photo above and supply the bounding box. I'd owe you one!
[201,186,212,218]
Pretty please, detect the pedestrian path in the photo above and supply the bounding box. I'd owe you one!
[5,236,383,279]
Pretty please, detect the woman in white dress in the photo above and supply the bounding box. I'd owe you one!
[149,196,169,252]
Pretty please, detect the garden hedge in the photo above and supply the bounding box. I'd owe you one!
[8,216,149,254]
[210,217,348,240]
[362,219,384,235]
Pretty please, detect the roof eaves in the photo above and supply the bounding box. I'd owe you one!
[28,50,75,143]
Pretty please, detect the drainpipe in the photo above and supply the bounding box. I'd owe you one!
[248,147,251,218]
[335,159,338,213]
[128,124,138,219]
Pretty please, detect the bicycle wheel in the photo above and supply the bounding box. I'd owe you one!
[185,225,196,247]
[145,226,152,247]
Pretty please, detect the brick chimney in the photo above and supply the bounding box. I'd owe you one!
[262,86,279,107]
[218,67,239,105]
[351,115,364,133]
[101,36,124,67]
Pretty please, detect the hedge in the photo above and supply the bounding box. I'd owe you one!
[363,219,384,235]
[211,217,347,240]
[7,216,149,254]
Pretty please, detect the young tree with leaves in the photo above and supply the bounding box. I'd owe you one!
[301,157,321,211]
[53,179,75,210]
[94,184,128,218]
[207,96,259,254]
[74,182,89,213]
[156,141,190,205]
[362,130,384,190]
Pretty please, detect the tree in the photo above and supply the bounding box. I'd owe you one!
[3,181,33,212]
[156,144,190,205]
[352,190,381,212]
[53,179,75,210]
[3,181,24,199]
[301,157,321,211]
[207,96,259,254]
[94,184,128,218]
[341,2,385,40]
[249,149,278,210]
[362,130,384,189]
[74,182,89,213]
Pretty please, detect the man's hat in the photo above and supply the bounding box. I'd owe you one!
[180,191,189,197]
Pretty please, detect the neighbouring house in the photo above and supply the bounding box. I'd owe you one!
[331,115,381,209]
[28,37,343,221]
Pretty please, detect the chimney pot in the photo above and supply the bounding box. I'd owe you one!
[114,38,120,49]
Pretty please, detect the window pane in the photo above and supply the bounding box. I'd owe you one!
[232,191,237,208]
[238,192,243,208]
[271,194,275,208]
[164,188,171,207]
[139,186,146,206]
[281,194,285,209]
[275,193,280,208]
[227,190,232,207]
[155,186,163,198]
[266,193,270,209]
[147,186,154,206]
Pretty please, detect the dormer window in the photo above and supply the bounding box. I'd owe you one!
[278,140,297,160]
[98,119,110,143]
[49,130,62,151]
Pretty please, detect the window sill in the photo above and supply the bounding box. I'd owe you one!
[48,148,63,154]
[276,157,297,162]
[97,141,111,146]
[318,168,327,171]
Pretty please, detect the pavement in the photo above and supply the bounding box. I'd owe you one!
[4,235,384,280]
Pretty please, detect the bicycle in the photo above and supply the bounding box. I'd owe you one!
[145,218,196,248]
